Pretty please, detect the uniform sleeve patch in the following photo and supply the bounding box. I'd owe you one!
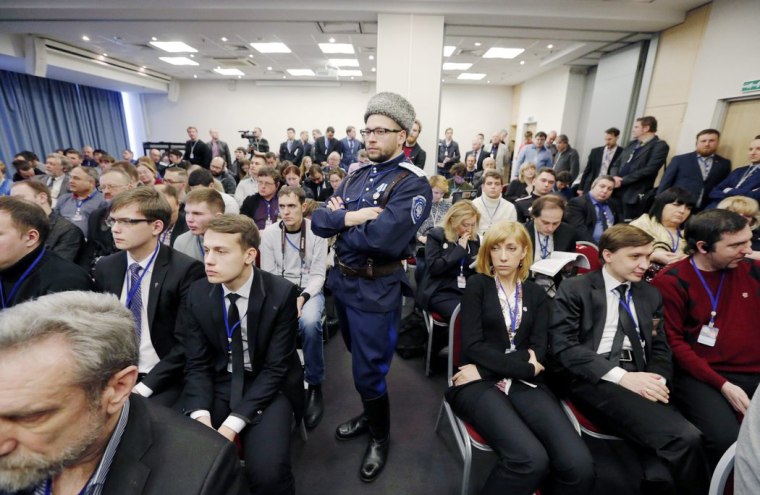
[411,195,427,224]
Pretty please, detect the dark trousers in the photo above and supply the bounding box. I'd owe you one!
[210,374,295,495]
[427,289,462,321]
[148,381,183,411]
[333,296,399,400]
[673,371,760,469]
[449,381,595,495]
[567,378,709,495]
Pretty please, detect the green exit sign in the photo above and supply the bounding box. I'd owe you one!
[742,80,760,93]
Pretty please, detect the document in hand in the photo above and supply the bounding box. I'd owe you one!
[530,251,590,277]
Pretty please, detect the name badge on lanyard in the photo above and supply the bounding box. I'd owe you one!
[457,256,467,289]
[691,257,725,347]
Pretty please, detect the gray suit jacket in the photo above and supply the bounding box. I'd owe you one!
[174,231,204,262]
[486,143,510,176]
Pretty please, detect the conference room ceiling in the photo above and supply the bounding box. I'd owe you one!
[0,0,709,87]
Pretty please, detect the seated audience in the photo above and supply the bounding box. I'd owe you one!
[525,195,578,295]
[415,175,451,281]
[235,155,264,206]
[300,155,314,176]
[446,163,475,199]
[707,137,760,208]
[154,183,189,246]
[504,161,536,203]
[417,200,480,321]
[240,166,281,230]
[37,153,70,207]
[0,291,247,495]
[463,154,478,185]
[10,180,84,262]
[0,196,91,309]
[137,160,162,186]
[565,175,619,244]
[652,209,759,468]
[446,220,594,495]
[55,166,105,237]
[550,224,709,495]
[629,187,694,279]
[12,158,44,182]
[717,195,760,256]
[231,146,247,180]
[554,171,574,201]
[174,188,225,262]
[471,156,497,192]
[210,156,237,195]
[304,164,330,202]
[260,186,328,429]
[515,167,556,223]
[327,168,346,194]
[94,187,205,408]
[184,215,304,495]
[472,170,517,237]
[188,168,239,214]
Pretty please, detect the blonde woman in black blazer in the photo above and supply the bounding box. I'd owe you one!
[445,220,594,495]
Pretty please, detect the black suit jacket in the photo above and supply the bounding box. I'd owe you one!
[184,268,305,423]
[579,145,623,192]
[406,143,427,168]
[549,270,672,384]
[657,151,731,207]
[314,137,340,164]
[278,140,304,164]
[301,140,313,163]
[184,139,212,168]
[101,395,248,495]
[609,137,670,205]
[46,211,84,262]
[465,150,488,171]
[564,194,620,244]
[416,227,479,310]
[94,245,205,393]
[514,193,540,223]
[525,221,578,255]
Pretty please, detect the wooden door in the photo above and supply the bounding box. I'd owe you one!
[720,98,760,169]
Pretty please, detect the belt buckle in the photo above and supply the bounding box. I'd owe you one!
[619,349,633,362]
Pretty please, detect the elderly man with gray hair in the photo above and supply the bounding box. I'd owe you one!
[0,292,248,495]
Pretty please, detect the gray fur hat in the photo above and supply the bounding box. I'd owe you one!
[363,92,416,133]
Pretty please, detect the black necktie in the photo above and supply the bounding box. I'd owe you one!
[610,285,645,370]
[227,293,245,407]
[597,203,609,231]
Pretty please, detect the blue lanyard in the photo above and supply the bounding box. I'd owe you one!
[75,191,96,210]
[667,229,681,253]
[285,235,301,253]
[0,248,46,309]
[459,256,466,276]
[496,278,521,346]
[196,236,204,258]
[690,257,726,327]
[537,234,550,259]
[125,242,160,309]
[616,287,644,342]
[222,290,244,351]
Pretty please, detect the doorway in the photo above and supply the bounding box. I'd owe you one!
[720,98,760,169]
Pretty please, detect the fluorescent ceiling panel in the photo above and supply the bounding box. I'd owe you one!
[328,58,360,67]
[457,73,486,80]
[214,68,245,76]
[482,47,525,59]
[250,42,291,53]
[159,57,199,66]
[443,62,472,70]
[150,41,197,53]
[319,43,355,54]
[443,46,456,57]
[337,69,362,77]
[287,69,316,76]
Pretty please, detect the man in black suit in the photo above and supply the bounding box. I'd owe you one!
[0,291,248,495]
[515,167,557,222]
[184,126,212,168]
[609,116,670,221]
[314,126,341,165]
[299,130,313,163]
[657,128,731,210]
[464,137,488,171]
[549,224,709,494]
[579,127,623,193]
[437,127,460,176]
[184,215,304,495]
[565,175,619,244]
[94,188,205,407]
[402,119,427,168]
[553,134,581,182]
[0,197,92,310]
[279,127,304,165]
[208,128,232,168]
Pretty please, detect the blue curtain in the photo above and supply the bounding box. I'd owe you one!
[0,69,129,172]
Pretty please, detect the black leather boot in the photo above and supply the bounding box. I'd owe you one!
[304,384,324,429]
[359,394,390,483]
[335,412,368,440]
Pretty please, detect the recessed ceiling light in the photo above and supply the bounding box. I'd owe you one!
[159,57,199,66]
[350,77,354,80]
[102,53,107,57]
[487,80,490,84]
[369,55,375,60]
[141,65,146,69]
[267,66,273,71]
[519,60,525,65]
[189,54,194,58]
[221,37,228,42]
[150,41,198,53]
[214,68,245,76]
[371,67,376,72]
[319,43,354,54]
[443,62,472,71]
[250,42,291,54]
[547,44,554,49]
[457,73,486,80]
[329,37,336,43]
[282,75,287,79]
[474,42,482,47]
[151,37,157,41]
[237,75,242,79]
[81,35,90,41]
[328,58,359,67]
[248,54,254,58]
[443,46,456,57]
[483,47,524,59]
[287,69,316,76]
[193,74,197,78]
[337,69,362,77]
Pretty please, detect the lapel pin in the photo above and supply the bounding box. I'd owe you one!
[742,292,749,298]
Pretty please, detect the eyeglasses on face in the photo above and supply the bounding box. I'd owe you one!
[106,217,152,227]
[359,128,403,138]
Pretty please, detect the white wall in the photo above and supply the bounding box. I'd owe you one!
[515,66,571,141]
[678,0,760,152]
[438,84,513,153]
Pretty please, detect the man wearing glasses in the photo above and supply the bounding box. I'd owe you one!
[94,187,205,408]
[312,92,432,483]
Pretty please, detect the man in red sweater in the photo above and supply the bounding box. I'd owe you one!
[653,208,759,468]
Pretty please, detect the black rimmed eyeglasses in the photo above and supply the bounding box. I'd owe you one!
[359,128,403,138]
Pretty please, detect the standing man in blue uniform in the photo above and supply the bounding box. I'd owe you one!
[312,92,432,483]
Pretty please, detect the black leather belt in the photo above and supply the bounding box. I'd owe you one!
[604,349,633,362]
[336,256,403,279]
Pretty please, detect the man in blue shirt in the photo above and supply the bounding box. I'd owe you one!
[312,92,432,483]
[513,131,553,179]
